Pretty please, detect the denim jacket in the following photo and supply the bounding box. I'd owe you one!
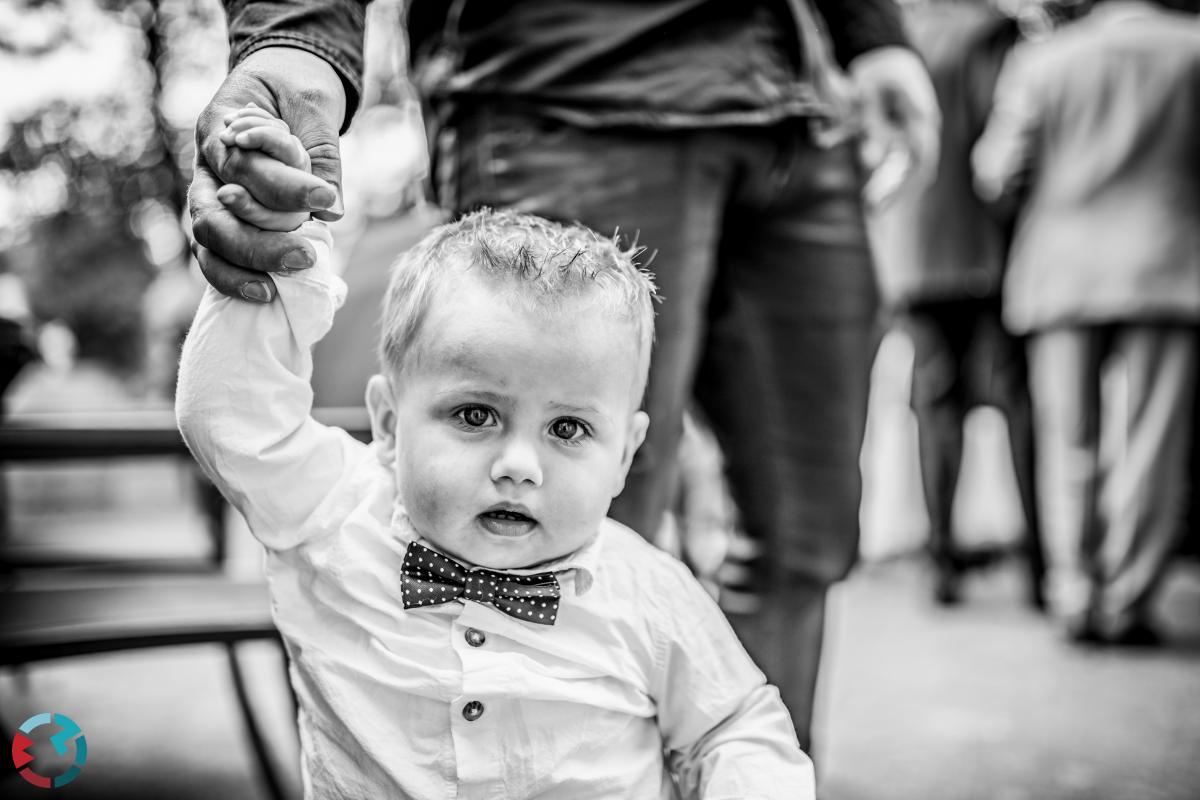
[225,0,907,132]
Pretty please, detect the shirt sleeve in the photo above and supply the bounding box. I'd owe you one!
[648,558,816,800]
[176,221,369,550]
[971,42,1043,207]
[811,0,911,68]
[223,0,370,133]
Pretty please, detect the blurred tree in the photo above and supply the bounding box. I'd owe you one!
[0,0,225,385]
[0,0,424,396]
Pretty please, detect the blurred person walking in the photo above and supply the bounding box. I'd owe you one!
[973,0,1200,645]
[188,0,940,751]
[872,0,1044,608]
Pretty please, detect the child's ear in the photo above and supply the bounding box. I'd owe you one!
[365,373,398,465]
[612,410,650,497]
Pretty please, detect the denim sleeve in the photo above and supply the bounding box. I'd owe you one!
[224,0,371,132]
[811,0,910,68]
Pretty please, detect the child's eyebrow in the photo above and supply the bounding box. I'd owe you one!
[434,389,507,404]
[547,401,611,423]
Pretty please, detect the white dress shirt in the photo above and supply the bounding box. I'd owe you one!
[176,223,814,800]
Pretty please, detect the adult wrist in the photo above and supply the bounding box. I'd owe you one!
[235,47,349,139]
[236,40,356,132]
[224,0,367,132]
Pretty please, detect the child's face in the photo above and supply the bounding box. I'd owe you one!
[366,272,649,569]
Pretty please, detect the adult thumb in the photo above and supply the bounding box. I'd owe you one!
[266,49,347,220]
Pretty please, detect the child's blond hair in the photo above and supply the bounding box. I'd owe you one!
[378,208,658,399]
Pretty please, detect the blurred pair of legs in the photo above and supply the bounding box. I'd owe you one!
[900,297,1044,608]
[435,107,877,750]
[1027,324,1196,645]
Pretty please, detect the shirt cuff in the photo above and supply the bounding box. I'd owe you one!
[225,0,369,133]
[274,221,348,350]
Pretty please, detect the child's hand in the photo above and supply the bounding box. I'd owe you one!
[215,105,313,233]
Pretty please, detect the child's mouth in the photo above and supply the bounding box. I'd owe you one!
[478,508,537,537]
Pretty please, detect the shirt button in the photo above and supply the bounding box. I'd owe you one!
[462,700,485,722]
[464,628,486,647]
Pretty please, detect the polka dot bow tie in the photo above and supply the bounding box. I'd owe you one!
[401,541,562,625]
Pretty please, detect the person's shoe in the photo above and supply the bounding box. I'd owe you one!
[1101,620,1164,649]
[1065,613,1165,649]
[1026,577,1048,613]
[933,565,963,606]
[1027,586,1048,612]
[1064,615,1104,646]
[954,544,1008,572]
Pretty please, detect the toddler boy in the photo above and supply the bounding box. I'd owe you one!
[177,107,814,799]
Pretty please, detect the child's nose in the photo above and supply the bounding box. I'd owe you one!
[490,435,543,487]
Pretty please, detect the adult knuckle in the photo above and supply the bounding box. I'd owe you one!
[308,140,341,165]
[190,208,217,247]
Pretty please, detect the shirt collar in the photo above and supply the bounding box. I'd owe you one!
[388,506,599,596]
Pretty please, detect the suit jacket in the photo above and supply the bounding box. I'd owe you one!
[973,1,1200,334]
[871,1,1021,308]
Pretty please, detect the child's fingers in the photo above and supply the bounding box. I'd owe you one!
[215,183,311,232]
[221,104,279,126]
[224,126,311,172]
[218,115,290,148]
[223,114,290,136]
[240,129,310,172]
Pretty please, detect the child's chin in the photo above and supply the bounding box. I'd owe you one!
[476,548,545,571]
[449,539,536,570]
[473,542,578,572]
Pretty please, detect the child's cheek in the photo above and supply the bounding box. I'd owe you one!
[401,461,455,534]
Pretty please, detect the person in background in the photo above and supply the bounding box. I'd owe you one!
[188,0,940,750]
[973,0,1200,646]
[871,0,1044,608]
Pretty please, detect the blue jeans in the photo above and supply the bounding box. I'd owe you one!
[436,108,878,747]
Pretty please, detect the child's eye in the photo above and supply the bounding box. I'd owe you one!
[455,406,496,428]
[549,418,588,442]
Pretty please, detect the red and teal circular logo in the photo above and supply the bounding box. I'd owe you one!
[11,713,87,789]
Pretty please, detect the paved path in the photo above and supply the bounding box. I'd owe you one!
[818,557,1200,800]
[5,553,1198,799]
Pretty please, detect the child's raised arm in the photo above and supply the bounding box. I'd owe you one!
[177,109,371,550]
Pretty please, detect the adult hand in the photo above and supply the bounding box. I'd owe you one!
[848,46,941,209]
[189,47,347,302]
